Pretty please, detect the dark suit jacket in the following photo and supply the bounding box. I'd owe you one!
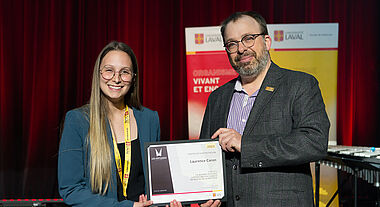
[200,62,330,207]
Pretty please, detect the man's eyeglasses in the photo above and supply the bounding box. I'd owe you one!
[100,66,134,82]
[224,33,264,53]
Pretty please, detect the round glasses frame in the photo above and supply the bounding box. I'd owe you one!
[224,33,264,53]
[100,67,135,82]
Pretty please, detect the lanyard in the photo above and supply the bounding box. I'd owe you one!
[112,105,132,198]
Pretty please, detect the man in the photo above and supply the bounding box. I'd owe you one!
[199,11,330,207]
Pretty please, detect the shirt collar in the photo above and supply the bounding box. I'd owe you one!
[234,77,259,97]
[234,77,244,92]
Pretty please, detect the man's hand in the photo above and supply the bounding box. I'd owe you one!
[165,199,221,207]
[165,199,182,207]
[200,199,221,207]
[133,194,153,207]
[212,128,242,152]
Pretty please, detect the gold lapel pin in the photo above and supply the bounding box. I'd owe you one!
[265,86,275,92]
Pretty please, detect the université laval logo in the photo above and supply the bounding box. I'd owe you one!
[194,33,204,44]
[274,30,284,42]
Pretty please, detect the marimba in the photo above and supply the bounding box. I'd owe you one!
[315,145,380,207]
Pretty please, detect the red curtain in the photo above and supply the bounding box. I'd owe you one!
[1,0,379,198]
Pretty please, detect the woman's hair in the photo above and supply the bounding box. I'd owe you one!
[88,41,141,194]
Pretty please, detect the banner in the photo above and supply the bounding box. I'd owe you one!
[268,23,339,207]
[185,26,236,140]
[185,23,339,206]
[269,23,338,145]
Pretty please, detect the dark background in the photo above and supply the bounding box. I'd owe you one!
[1,0,379,201]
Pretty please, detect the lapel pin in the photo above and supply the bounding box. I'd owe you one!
[265,86,275,92]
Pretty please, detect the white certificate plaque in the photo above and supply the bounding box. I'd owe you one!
[144,139,226,206]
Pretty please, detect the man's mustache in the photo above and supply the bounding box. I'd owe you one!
[234,51,257,62]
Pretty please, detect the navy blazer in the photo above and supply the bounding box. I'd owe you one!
[58,105,160,207]
[200,62,330,207]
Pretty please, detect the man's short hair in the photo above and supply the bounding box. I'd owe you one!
[220,11,268,44]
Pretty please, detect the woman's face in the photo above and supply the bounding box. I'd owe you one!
[99,50,134,104]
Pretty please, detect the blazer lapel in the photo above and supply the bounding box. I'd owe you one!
[131,107,148,151]
[132,107,142,138]
[243,63,285,136]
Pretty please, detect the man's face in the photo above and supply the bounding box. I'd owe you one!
[224,15,271,78]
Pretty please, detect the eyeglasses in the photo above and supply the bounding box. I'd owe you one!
[224,33,264,53]
[100,66,135,82]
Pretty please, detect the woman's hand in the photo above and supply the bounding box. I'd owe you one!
[133,194,153,207]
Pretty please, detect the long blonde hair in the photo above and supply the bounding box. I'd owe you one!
[88,41,141,194]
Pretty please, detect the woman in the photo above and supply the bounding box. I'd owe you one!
[58,41,159,207]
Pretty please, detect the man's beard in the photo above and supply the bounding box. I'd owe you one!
[230,47,270,78]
